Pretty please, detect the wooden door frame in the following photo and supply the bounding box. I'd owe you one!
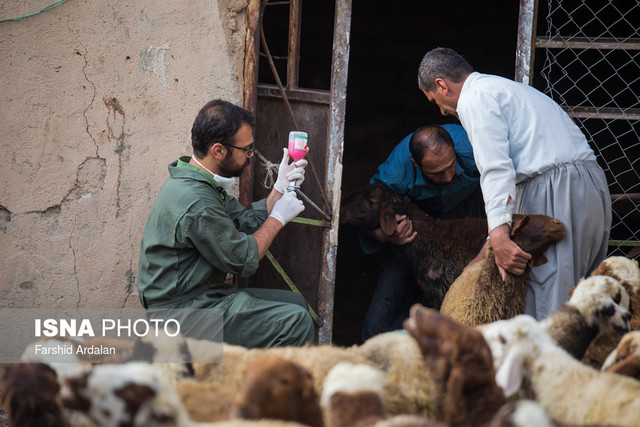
[241,0,352,344]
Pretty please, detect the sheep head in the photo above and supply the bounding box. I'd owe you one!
[60,363,187,427]
[480,315,551,398]
[339,183,409,235]
[509,214,566,267]
[569,275,631,334]
[230,354,323,427]
[589,257,640,301]
[320,362,386,427]
[404,304,507,425]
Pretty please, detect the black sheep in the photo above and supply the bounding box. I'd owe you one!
[340,183,487,309]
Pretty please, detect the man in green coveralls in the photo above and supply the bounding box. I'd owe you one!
[137,99,315,348]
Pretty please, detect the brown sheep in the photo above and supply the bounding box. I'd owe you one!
[1,363,70,427]
[601,330,640,380]
[189,343,375,421]
[340,183,487,309]
[572,256,640,368]
[403,304,506,427]
[230,354,323,427]
[439,214,566,326]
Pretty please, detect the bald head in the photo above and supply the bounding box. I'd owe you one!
[409,125,457,187]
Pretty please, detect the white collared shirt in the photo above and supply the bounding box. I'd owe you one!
[457,72,596,231]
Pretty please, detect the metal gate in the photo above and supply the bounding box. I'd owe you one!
[516,0,640,259]
[241,0,352,344]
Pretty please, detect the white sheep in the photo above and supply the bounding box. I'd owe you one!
[59,361,314,427]
[355,331,442,418]
[542,275,631,360]
[576,256,640,368]
[487,400,557,427]
[192,342,373,393]
[190,335,441,421]
[320,362,442,427]
[481,314,640,426]
[60,362,193,427]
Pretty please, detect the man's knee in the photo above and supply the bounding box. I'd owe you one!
[280,305,315,346]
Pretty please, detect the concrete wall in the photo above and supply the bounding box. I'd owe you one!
[0,0,249,308]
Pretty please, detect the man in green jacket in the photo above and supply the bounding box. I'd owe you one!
[137,99,315,348]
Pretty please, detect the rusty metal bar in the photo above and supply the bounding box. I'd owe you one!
[237,0,262,289]
[515,0,538,85]
[240,0,262,209]
[537,37,640,50]
[611,193,640,203]
[563,106,640,121]
[258,3,332,213]
[316,0,352,345]
[257,85,331,105]
[287,0,302,89]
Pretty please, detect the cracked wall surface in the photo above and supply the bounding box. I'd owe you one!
[0,0,249,308]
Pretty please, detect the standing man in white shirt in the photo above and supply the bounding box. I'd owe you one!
[417,47,611,319]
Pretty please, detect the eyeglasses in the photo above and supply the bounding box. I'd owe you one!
[220,143,254,156]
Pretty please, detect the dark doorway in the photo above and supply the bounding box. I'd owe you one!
[333,1,521,346]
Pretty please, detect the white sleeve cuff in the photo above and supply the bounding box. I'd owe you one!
[487,210,512,232]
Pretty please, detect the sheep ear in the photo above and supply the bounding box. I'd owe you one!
[300,369,315,399]
[510,215,529,238]
[604,354,640,379]
[379,206,397,235]
[495,346,525,398]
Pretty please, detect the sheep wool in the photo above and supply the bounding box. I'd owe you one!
[542,275,631,360]
[483,314,640,426]
[579,256,640,368]
[440,214,566,326]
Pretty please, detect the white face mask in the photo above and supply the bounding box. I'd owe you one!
[213,174,236,191]
[192,156,236,191]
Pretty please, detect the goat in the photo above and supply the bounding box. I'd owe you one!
[440,214,566,326]
[340,182,487,309]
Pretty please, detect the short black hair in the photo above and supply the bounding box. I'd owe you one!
[191,99,255,159]
[409,125,454,161]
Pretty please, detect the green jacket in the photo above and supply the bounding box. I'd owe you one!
[137,157,268,309]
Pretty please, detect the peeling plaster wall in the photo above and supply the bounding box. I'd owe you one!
[0,0,249,308]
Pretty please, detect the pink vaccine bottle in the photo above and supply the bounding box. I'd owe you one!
[288,131,308,162]
[287,131,308,190]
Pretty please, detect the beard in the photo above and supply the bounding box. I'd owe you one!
[217,153,250,178]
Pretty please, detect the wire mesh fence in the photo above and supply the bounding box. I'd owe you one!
[533,0,640,259]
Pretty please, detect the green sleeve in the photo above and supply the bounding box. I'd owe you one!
[182,204,260,278]
[225,196,269,234]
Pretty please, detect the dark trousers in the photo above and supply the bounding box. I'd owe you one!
[361,251,422,341]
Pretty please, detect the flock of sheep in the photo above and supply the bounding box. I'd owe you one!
[2,184,640,426]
